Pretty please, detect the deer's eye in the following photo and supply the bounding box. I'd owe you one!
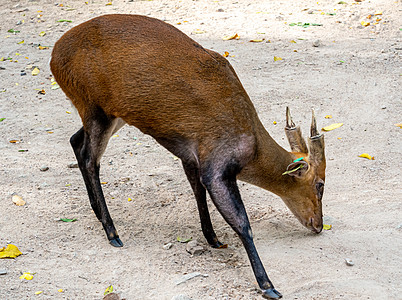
[316,181,324,200]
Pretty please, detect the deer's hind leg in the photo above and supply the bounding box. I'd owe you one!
[70,106,125,247]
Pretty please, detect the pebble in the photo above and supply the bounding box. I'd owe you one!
[68,162,79,168]
[163,242,173,250]
[345,258,354,266]
[313,40,321,47]
[171,295,193,300]
[0,269,7,275]
[39,165,49,172]
[186,240,205,256]
[103,293,120,300]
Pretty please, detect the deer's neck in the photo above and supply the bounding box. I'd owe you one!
[238,126,295,197]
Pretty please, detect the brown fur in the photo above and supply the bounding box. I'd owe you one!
[50,14,326,299]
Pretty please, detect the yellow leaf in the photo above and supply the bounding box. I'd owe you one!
[128,198,132,202]
[323,224,332,230]
[35,291,43,295]
[17,40,25,44]
[105,1,112,5]
[112,134,119,138]
[20,272,33,280]
[273,121,277,125]
[12,195,26,206]
[58,289,64,293]
[104,285,113,295]
[249,38,264,42]
[0,244,22,259]
[38,46,49,50]
[32,67,40,76]
[322,123,343,131]
[273,56,283,61]
[325,115,333,119]
[290,40,296,43]
[374,11,382,15]
[361,21,370,27]
[222,33,239,40]
[39,31,46,37]
[223,51,229,57]
[101,182,108,184]
[358,153,375,160]
[395,123,402,128]
[192,29,205,34]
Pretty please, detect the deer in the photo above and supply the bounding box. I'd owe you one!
[50,14,326,299]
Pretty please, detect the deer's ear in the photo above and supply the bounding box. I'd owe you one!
[283,161,309,178]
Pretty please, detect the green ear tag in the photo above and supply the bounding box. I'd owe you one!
[293,157,304,163]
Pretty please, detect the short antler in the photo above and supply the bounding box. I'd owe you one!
[308,110,325,166]
[285,107,308,153]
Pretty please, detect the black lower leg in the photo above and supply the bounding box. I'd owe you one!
[70,121,123,247]
[203,164,282,299]
[183,161,224,248]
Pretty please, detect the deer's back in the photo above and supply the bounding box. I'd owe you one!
[51,14,259,146]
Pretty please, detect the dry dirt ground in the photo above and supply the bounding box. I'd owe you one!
[0,0,401,299]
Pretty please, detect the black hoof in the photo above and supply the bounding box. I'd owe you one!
[211,240,228,249]
[109,237,123,247]
[261,288,282,299]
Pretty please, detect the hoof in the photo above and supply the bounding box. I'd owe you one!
[261,288,282,299]
[109,237,123,247]
[211,240,228,249]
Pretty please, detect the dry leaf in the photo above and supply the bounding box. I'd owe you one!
[0,244,22,259]
[9,139,20,143]
[290,40,296,43]
[322,123,343,131]
[12,194,26,206]
[374,11,383,15]
[358,153,375,160]
[38,45,49,50]
[361,21,370,27]
[325,115,333,119]
[223,51,229,57]
[323,224,332,230]
[20,272,33,280]
[274,56,283,61]
[32,68,40,76]
[222,33,239,40]
[394,123,402,128]
[249,38,264,42]
[192,29,205,34]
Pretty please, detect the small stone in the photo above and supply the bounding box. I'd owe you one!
[345,258,354,266]
[312,40,321,47]
[0,269,7,275]
[20,72,26,76]
[217,8,224,12]
[103,293,120,300]
[163,242,173,250]
[40,165,49,172]
[186,240,205,256]
[68,162,79,168]
[171,295,193,300]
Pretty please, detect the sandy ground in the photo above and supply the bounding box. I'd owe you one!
[0,0,401,299]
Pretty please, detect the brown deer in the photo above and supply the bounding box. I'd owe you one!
[50,14,326,299]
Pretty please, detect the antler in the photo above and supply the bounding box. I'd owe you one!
[308,109,325,166]
[285,107,308,153]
